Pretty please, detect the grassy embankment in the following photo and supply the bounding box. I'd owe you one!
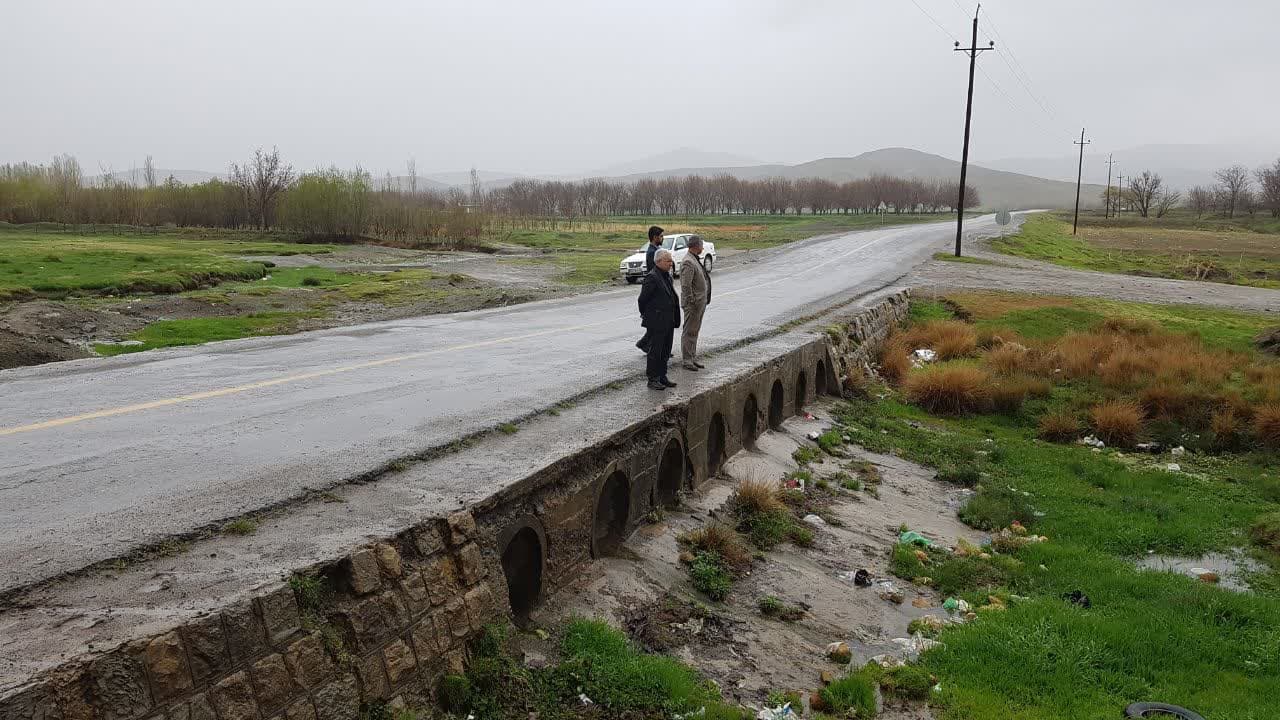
[992,212,1280,289]
[832,291,1280,718]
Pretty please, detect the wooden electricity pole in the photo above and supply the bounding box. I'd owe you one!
[1104,154,1116,219]
[1072,128,1091,234]
[952,4,994,257]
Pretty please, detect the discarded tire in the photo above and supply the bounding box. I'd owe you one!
[1124,702,1205,719]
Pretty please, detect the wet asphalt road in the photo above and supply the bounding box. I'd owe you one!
[0,214,1009,592]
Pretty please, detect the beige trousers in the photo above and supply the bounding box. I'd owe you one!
[681,302,706,363]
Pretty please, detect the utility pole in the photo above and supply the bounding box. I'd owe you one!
[952,4,994,257]
[1072,128,1091,235]
[1116,173,1124,216]
[1103,154,1116,219]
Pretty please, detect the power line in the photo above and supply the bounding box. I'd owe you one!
[907,0,960,43]
[982,10,1064,121]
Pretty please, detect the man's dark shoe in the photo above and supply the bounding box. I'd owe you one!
[681,363,699,371]
[693,361,706,369]
[661,378,678,388]
[637,340,650,352]
[648,379,667,390]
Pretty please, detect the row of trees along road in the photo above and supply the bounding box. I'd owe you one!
[1103,159,1280,219]
[0,148,978,242]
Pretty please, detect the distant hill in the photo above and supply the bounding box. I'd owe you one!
[985,143,1280,191]
[596,147,1105,210]
[586,147,764,178]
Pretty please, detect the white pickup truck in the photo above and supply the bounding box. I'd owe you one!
[619,233,716,284]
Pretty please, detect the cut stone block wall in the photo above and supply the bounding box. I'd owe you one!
[0,290,910,720]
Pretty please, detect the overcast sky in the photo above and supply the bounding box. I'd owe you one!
[3,0,1276,176]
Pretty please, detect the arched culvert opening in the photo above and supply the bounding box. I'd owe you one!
[592,471,631,558]
[500,522,544,626]
[742,394,760,447]
[707,412,726,477]
[816,360,829,396]
[656,439,685,507]
[769,380,785,430]
[795,371,808,416]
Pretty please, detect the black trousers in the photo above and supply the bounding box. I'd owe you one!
[646,326,674,380]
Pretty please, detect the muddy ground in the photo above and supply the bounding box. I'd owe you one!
[521,404,987,719]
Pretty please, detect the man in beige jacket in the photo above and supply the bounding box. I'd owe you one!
[679,236,712,371]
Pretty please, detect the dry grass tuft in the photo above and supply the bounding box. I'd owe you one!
[1037,410,1081,443]
[1090,399,1145,448]
[1138,382,1217,427]
[678,523,752,573]
[902,320,978,360]
[1254,404,1280,449]
[730,477,785,517]
[1099,316,1160,336]
[984,343,1030,375]
[1057,332,1112,379]
[878,338,912,385]
[904,365,991,415]
[1210,410,1243,451]
[989,375,1052,415]
[976,326,1025,350]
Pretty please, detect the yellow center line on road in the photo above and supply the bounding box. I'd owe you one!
[0,229,905,437]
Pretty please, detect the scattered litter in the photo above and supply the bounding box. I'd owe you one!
[756,704,795,720]
[1033,511,1047,517]
[1063,590,1092,609]
[942,598,971,613]
[853,568,873,587]
[879,589,906,605]
[1171,446,1186,456]
[1135,442,1162,453]
[1166,463,1182,472]
[890,635,941,660]
[911,345,942,361]
[578,694,594,706]
[806,431,822,441]
[899,530,933,547]
[870,654,902,668]
[1079,435,1106,448]
[803,514,826,526]
[533,628,550,641]
[826,641,852,663]
[804,412,816,421]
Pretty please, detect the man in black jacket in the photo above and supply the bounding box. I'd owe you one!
[636,225,665,353]
[637,249,680,390]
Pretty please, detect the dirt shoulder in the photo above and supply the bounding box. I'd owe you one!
[906,234,1280,315]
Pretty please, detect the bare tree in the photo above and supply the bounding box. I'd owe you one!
[1214,164,1251,218]
[1256,158,1280,218]
[143,155,157,189]
[1187,186,1214,218]
[1154,189,1181,218]
[1128,170,1163,218]
[230,147,295,229]
[406,157,417,195]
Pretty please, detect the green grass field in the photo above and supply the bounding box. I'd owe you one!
[993,213,1280,289]
[845,293,1280,719]
[0,227,337,300]
[95,312,323,356]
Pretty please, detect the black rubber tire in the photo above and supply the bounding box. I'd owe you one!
[1123,702,1205,720]
[704,255,714,273]
[626,276,638,284]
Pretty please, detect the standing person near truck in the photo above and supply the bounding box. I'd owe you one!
[636,225,665,353]
[637,249,680,390]
[678,236,711,370]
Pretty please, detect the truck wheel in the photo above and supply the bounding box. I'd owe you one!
[704,255,714,273]
[626,277,638,284]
